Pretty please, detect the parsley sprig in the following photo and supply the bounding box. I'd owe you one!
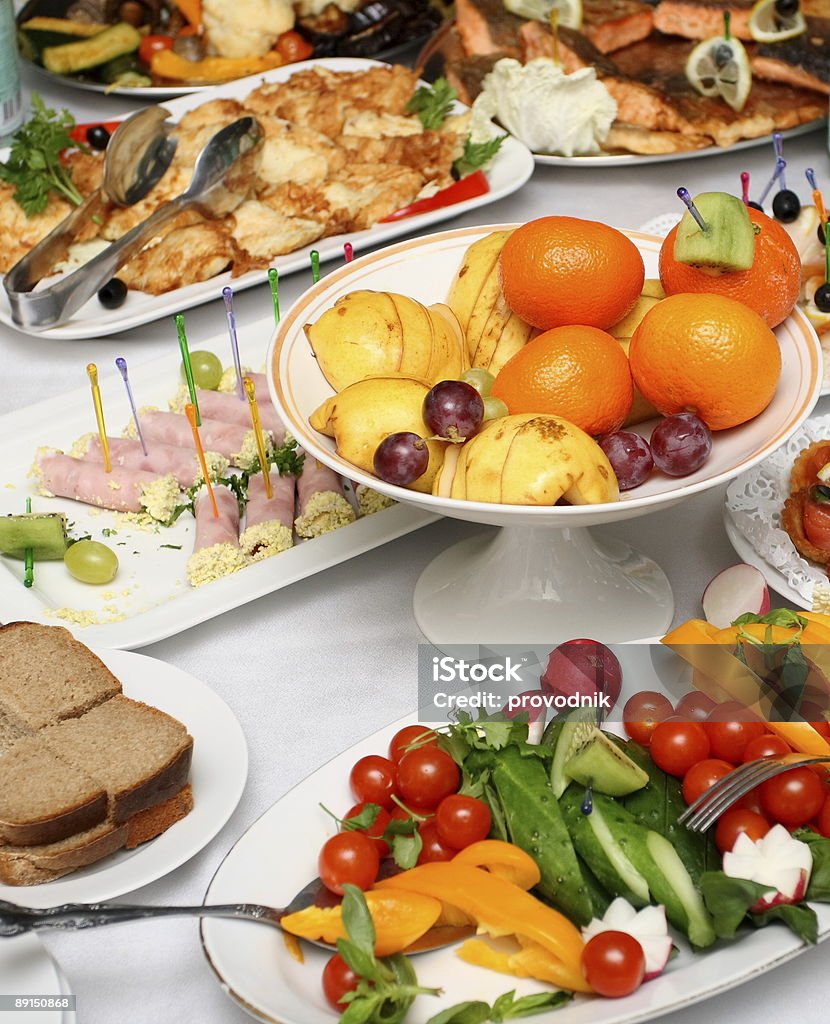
[407,78,457,131]
[453,136,508,178]
[0,94,84,216]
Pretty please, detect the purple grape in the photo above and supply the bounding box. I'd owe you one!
[650,413,712,476]
[598,431,654,490]
[373,432,429,486]
[423,380,484,441]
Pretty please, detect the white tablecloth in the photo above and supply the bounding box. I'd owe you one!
[2,61,830,1023]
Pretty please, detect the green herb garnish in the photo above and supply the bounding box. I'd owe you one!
[0,94,84,216]
[407,78,457,131]
[426,991,572,1024]
[453,136,508,179]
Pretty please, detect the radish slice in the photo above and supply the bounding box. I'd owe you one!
[723,825,812,912]
[582,898,672,981]
[702,564,771,629]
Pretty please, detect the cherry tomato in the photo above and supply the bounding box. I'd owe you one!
[715,808,771,853]
[276,30,314,63]
[818,795,830,838]
[703,719,766,762]
[435,795,492,850]
[388,725,438,764]
[417,820,457,864]
[318,831,380,894]
[349,755,397,809]
[649,721,710,777]
[682,758,734,805]
[322,953,360,1010]
[707,701,762,723]
[397,747,460,810]
[742,734,791,762]
[803,500,830,551]
[581,931,645,998]
[760,767,825,828]
[623,691,674,746]
[736,787,765,815]
[343,801,391,859]
[674,691,717,721]
[138,34,174,65]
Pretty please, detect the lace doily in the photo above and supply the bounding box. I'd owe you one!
[726,416,830,602]
[637,213,681,237]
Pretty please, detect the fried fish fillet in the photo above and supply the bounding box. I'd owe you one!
[252,114,347,190]
[228,198,327,265]
[320,164,424,230]
[119,222,241,293]
[0,187,75,273]
[335,131,461,186]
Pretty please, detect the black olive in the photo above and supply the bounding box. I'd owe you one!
[713,43,733,69]
[775,0,800,17]
[98,278,128,309]
[772,189,801,223]
[87,125,111,151]
[747,201,764,211]
[812,483,830,504]
[815,282,830,313]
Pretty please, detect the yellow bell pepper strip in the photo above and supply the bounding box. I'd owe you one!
[376,862,587,990]
[280,890,442,957]
[174,0,202,29]
[150,48,285,83]
[450,840,541,891]
[458,936,592,993]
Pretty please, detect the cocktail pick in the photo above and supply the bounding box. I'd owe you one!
[806,168,827,224]
[773,132,786,189]
[23,497,33,589]
[344,242,354,264]
[243,376,273,500]
[222,287,245,402]
[184,402,218,517]
[758,157,786,205]
[740,171,751,205]
[115,357,147,456]
[268,268,280,325]
[86,363,111,473]
[310,249,321,284]
[677,187,707,230]
[175,313,201,427]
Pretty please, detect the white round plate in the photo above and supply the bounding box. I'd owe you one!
[533,119,826,166]
[0,647,247,907]
[201,673,830,1024]
[0,934,66,1024]
[723,507,808,609]
[268,223,823,530]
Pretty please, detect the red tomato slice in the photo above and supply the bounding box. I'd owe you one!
[380,171,490,223]
[803,499,830,551]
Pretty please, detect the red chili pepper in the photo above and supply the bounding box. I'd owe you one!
[68,121,123,146]
[380,170,490,223]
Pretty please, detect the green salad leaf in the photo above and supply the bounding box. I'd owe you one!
[700,871,818,944]
[794,829,830,902]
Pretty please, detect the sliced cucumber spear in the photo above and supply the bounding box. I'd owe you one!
[0,513,68,560]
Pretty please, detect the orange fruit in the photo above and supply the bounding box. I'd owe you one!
[491,325,633,436]
[659,207,800,328]
[628,293,781,431]
[499,217,645,331]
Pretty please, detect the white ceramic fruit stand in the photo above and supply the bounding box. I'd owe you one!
[269,225,824,646]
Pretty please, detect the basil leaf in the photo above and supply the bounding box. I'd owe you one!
[499,992,572,1019]
[341,884,377,957]
[336,938,379,982]
[426,1001,492,1024]
[750,902,818,944]
[700,872,773,937]
[794,829,830,901]
[391,831,423,870]
[340,992,382,1024]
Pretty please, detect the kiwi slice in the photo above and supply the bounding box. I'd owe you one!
[565,728,649,796]
[673,192,755,271]
[0,513,69,560]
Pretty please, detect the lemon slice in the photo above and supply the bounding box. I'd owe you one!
[502,0,582,30]
[749,0,807,42]
[686,34,752,112]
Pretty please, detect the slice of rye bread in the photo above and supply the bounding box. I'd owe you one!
[0,622,121,731]
[0,736,107,846]
[0,710,28,755]
[0,785,194,886]
[40,695,193,824]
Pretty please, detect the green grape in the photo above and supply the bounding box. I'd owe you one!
[64,541,119,585]
[461,368,496,397]
[483,396,509,422]
[182,350,223,390]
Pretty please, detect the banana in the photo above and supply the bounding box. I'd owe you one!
[447,230,513,336]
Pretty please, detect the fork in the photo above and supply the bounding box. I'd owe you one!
[679,752,830,832]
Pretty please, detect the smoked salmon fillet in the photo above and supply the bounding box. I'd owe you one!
[583,0,654,53]
[753,17,830,95]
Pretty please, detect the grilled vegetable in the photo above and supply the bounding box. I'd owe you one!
[42,22,142,75]
[18,17,108,62]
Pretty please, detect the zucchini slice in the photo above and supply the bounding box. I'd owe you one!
[42,22,141,75]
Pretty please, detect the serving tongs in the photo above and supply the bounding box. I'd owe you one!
[4,109,263,331]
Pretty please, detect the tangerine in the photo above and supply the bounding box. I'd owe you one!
[659,207,800,328]
[499,217,645,331]
[628,293,781,431]
[491,325,633,436]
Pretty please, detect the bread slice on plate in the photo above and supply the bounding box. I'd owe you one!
[40,695,193,823]
[0,622,121,731]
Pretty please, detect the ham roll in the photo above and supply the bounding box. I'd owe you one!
[186,484,246,587]
[169,387,286,446]
[294,456,356,538]
[73,435,228,489]
[33,449,180,522]
[355,484,396,517]
[239,473,295,561]
[127,411,267,469]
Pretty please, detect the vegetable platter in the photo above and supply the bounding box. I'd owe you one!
[202,634,830,1024]
[0,58,534,340]
[0,315,437,650]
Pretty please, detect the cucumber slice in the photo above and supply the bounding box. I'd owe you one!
[560,788,650,906]
[645,831,716,949]
[0,513,68,560]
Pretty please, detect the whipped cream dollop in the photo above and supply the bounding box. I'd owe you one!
[471,58,617,157]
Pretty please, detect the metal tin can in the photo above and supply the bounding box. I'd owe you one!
[0,0,22,143]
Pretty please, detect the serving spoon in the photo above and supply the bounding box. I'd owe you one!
[0,875,472,954]
[4,113,262,330]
